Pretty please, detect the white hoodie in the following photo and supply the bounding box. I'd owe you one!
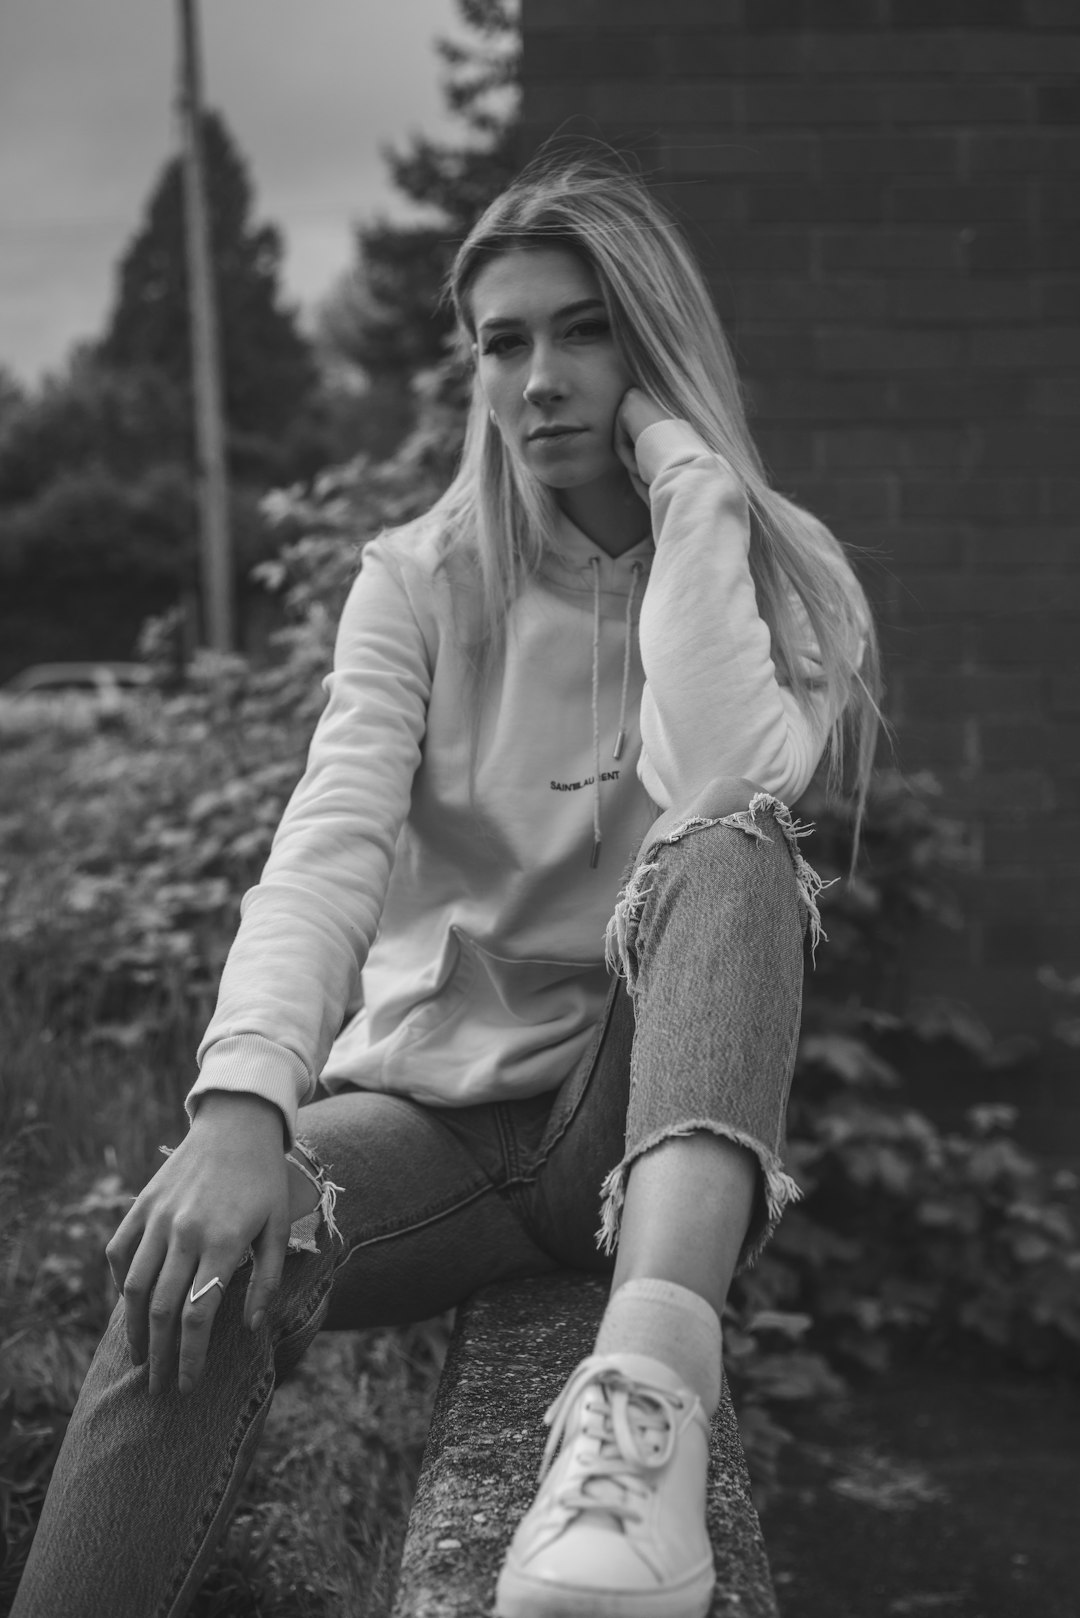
[188,420,842,1144]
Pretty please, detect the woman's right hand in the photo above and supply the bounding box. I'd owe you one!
[105,1092,292,1399]
[614,385,669,505]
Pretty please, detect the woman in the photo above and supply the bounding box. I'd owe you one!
[14,156,879,1618]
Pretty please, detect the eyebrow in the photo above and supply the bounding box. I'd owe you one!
[477,297,606,335]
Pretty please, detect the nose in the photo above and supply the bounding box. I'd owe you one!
[522,340,566,405]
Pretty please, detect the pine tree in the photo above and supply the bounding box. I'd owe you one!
[0,367,24,433]
[100,110,316,442]
[319,0,520,382]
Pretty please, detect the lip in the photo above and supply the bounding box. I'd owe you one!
[527,425,587,442]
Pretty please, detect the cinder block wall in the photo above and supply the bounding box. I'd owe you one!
[521,0,1080,1052]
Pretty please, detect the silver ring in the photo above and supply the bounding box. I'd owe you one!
[189,1276,225,1305]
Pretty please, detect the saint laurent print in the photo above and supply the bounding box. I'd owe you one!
[550,771,621,792]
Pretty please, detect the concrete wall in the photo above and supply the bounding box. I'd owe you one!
[521,0,1080,1051]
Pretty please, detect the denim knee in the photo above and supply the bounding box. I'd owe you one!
[605,788,826,994]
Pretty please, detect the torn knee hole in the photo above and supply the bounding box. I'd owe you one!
[285,1138,344,1253]
[604,858,659,990]
[605,792,831,975]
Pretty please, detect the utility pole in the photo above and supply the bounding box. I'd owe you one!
[177,0,234,652]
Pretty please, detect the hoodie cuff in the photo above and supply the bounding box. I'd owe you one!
[634,419,713,486]
[186,1033,310,1147]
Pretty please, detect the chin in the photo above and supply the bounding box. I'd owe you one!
[526,455,622,492]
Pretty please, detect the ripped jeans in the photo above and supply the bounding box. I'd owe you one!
[12,792,819,1618]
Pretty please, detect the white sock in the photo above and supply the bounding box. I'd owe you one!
[593,1277,723,1416]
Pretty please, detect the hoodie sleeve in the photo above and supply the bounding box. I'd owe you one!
[186,536,432,1144]
[633,419,837,812]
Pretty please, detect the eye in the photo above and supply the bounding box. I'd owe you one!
[567,319,610,341]
[480,332,525,357]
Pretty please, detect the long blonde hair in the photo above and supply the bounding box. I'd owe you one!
[426,152,882,812]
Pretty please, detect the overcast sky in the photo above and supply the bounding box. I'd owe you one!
[0,0,466,384]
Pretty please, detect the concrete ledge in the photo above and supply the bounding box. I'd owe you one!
[391,1272,778,1618]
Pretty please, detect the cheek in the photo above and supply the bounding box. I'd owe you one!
[480,368,517,423]
[596,356,633,417]
[586,389,625,454]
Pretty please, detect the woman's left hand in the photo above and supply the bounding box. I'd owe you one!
[614,387,670,505]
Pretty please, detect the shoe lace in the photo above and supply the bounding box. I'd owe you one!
[538,1360,685,1528]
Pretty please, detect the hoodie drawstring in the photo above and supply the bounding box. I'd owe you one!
[614,562,644,762]
[589,558,603,869]
[588,558,645,870]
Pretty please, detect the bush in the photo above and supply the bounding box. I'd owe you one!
[725,776,1080,1496]
[0,364,467,1070]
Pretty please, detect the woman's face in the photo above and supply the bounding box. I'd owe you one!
[469,247,633,492]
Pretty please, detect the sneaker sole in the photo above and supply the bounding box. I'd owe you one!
[494,1560,715,1618]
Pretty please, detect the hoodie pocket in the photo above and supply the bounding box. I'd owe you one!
[383,924,479,1054]
[381,930,608,1098]
[322,925,476,1089]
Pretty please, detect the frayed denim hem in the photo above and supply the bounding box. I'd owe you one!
[596,1121,802,1273]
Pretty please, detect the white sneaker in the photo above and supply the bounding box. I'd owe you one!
[494,1352,715,1618]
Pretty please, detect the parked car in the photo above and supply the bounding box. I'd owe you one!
[0,662,154,739]
[2,662,153,698]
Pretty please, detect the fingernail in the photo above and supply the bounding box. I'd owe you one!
[178,1375,192,1398]
[250,1309,265,1332]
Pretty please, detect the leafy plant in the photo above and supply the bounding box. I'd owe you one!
[725,774,1080,1496]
